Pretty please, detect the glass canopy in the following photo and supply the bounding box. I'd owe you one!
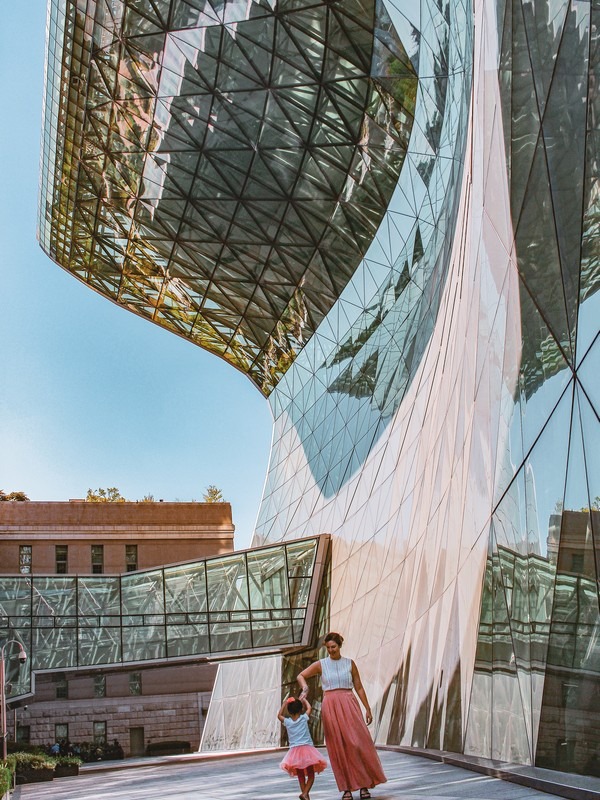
[38,0,416,394]
[0,535,329,699]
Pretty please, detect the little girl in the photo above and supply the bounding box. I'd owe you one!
[278,695,327,800]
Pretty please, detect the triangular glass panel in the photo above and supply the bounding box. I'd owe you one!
[521,0,570,117]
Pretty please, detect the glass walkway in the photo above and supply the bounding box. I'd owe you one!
[0,535,330,698]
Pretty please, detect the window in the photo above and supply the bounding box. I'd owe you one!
[19,545,32,574]
[129,672,142,696]
[16,725,30,744]
[93,721,107,744]
[91,545,104,574]
[125,544,138,572]
[571,553,584,573]
[55,674,68,699]
[55,723,68,742]
[55,545,68,574]
[94,674,106,698]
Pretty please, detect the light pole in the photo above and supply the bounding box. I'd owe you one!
[1,640,27,761]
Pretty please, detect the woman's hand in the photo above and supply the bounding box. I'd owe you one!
[365,710,373,725]
[299,686,308,700]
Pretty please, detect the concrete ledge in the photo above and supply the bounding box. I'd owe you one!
[377,746,600,800]
[79,747,285,775]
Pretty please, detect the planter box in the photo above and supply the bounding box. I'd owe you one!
[54,764,80,778]
[16,767,55,784]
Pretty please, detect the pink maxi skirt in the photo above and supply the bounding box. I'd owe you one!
[280,744,328,776]
[322,689,387,792]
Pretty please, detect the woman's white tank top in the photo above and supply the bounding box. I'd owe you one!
[320,656,353,690]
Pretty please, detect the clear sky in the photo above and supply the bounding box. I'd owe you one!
[0,3,273,551]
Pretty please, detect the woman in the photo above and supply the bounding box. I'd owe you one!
[297,632,387,800]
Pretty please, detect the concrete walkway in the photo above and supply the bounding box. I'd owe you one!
[12,749,589,800]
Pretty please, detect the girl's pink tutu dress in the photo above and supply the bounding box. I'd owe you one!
[280,713,327,776]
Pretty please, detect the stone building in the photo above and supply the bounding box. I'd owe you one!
[0,500,233,755]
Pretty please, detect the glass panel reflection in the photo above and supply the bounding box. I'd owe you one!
[164,562,207,613]
[247,547,288,611]
[32,576,76,617]
[207,554,249,613]
[78,576,120,616]
[121,570,164,615]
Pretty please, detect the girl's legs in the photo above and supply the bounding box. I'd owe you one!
[296,767,307,798]
[304,765,315,798]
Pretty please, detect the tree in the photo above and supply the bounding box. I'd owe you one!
[0,490,29,501]
[202,485,224,503]
[86,487,126,503]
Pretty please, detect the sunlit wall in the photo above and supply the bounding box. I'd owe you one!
[202,0,600,778]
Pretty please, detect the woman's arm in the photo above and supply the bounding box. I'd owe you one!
[351,660,373,725]
[297,660,322,698]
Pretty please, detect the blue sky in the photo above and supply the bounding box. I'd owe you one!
[0,3,273,551]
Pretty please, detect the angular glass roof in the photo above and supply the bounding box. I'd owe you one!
[0,535,329,699]
[38,0,416,394]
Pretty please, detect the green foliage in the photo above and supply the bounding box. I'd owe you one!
[202,485,224,503]
[8,752,56,771]
[0,763,13,796]
[0,490,29,501]
[54,755,82,766]
[86,487,126,502]
[579,497,600,512]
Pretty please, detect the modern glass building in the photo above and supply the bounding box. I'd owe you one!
[34,0,599,781]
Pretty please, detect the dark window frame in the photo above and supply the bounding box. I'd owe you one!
[125,544,138,572]
[19,544,32,574]
[93,720,107,744]
[91,544,104,575]
[55,544,68,574]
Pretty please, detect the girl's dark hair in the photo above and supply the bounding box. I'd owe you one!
[324,631,344,647]
[287,698,303,715]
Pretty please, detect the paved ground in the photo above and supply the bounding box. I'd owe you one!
[13,749,577,800]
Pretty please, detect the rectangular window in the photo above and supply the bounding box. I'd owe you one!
[55,545,68,574]
[55,723,68,742]
[129,672,142,696]
[125,544,138,572]
[16,725,30,744]
[19,545,32,574]
[55,674,68,699]
[94,674,106,698]
[93,721,107,744]
[571,553,584,573]
[91,545,104,574]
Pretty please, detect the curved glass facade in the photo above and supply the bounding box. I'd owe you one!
[38,0,416,393]
[36,0,600,782]
[201,0,600,781]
